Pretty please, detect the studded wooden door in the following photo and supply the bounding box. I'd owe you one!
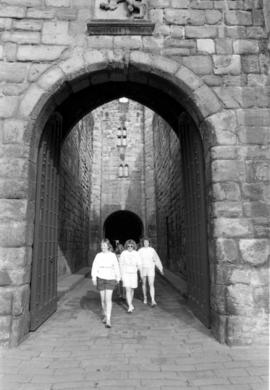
[30,113,62,331]
[180,113,210,327]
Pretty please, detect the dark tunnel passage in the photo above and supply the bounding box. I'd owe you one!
[104,210,144,247]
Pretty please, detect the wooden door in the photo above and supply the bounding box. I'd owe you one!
[30,113,62,330]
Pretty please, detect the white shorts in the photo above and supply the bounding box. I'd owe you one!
[141,267,155,278]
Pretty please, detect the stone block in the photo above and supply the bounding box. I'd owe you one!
[233,39,260,54]
[0,45,3,60]
[194,84,221,117]
[215,38,233,54]
[183,55,212,74]
[42,20,71,45]
[213,86,241,109]
[185,26,217,38]
[170,26,185,38]
[170,0,189,7]
[0,63,27,84]
[12,285,30,315]
[4,42,17,62]
[253,217,270,238]
[246,26,268,39]
[226,284,254,316]
[239,239,270,266]
[242,183,264,201]
[17,44,65,61]
[8,266,31,285]
[0,288,12,314]
[37,67,65,91]
[10,310,30,347]
[229,269,251,284]
[164,9,190,25]
[26,8,55,19]
[0,316,11,340]
[0,178,28,198]
[28,63,50,82]
[2,31,40,44]
[216,238,239,263]
[202,75,222,86]
[213,218,253,238]
[246,160,270,182]
[149,9,164,23]
[237,109,270,127]
[212,182,241,201]
[197,39,215,53]
[225,11,252,25]
[114,36,142,50]
[226,315,257,345]
[45,0,70,6]
[0,17,12,30]
[206,10,222,24]
[2,119,27,144]
[56,8,77,20]
[213,201,243,217]
[0,200,27,222]
[239,126,270,144]
[0,96,19,119]
[206,110,237,145]
[0,222,27,247]
[19,84,46,118]
[13,19,42,31]
[243,201,270,218]
[149,0,170,8]
[242,55,260,73]
[213,55,241,75]
[0,5,25,18]
[211,160,245,182]
[0,271,11,286]
[0,247,28,268]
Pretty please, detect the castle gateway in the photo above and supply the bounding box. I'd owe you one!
[0,0,269,346]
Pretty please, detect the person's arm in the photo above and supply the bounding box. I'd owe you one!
[153,249,164,274]
[113,254,121,282]
[91,254,99,286]
[136,252,143,278]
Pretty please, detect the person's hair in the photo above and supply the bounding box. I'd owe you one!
[101,238,113,251]
[140,237,151,247]
[124,239,137,250]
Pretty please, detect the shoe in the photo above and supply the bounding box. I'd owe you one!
[105,323,111,328]
[127,307,133,313]
[102,316,106,323]
[151,302,157,307]
[131,304,135,311]
[143,298,147,304]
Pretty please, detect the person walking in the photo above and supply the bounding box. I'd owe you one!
[119,239,142,313]
[138,237,163,307]
[91,238,121,328]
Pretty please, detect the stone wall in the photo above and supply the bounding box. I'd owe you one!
[0,0,269,345]
[152,115,185,277]
[58,115,93,278]
[89,99,156,258]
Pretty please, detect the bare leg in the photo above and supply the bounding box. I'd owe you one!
[105,289,113,326]
[100,290,106,321]
[142,276,147,303]
[126,287,133,311]
[130,288,134,309]
[148,275,156,305]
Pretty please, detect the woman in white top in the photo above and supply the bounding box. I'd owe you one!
[119,239,142,313]
[91,239,121,328]
[138,237,163,307]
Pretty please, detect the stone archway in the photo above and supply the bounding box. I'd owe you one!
[11,50,239,345]
[104,210,144,247]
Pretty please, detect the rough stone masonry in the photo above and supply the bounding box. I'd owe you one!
[0,0,269,346]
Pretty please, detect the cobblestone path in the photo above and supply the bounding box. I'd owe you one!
[0,276,268,390]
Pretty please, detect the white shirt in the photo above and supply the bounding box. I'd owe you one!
[138,247,163,273]
[119,250,142,276]
[91,251,121,282]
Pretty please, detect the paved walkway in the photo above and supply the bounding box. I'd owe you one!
[0,276,269,390]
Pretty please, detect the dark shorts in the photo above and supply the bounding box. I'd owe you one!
[97,277,117,291]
